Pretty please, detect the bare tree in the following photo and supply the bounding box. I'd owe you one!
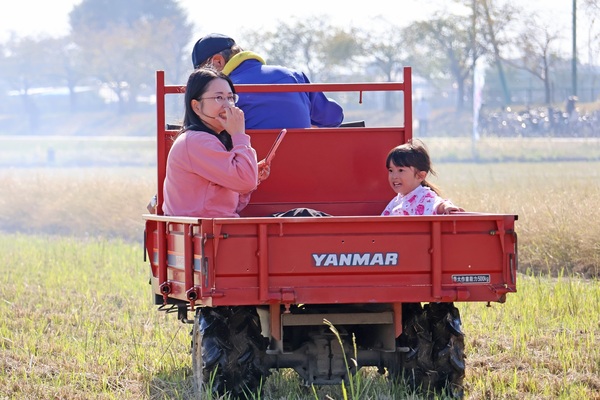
[583,0,600,94]
[319,26,365,82]
[477,0,519,106]
[583,0,600,12]
[363,25,409,110]
[502,18,562,104]
[254,17,330,80]
[0,36,55,128]
[39,37,86,112]
[240,17,363,82]
[403,14,486,112]
[69,0,192,113]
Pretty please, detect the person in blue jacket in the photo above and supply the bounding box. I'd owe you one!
[191,33,344,129]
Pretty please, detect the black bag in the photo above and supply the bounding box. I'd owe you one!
[270,208,331,217]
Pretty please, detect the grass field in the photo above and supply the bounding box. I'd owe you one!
[0,138,599,398]
[0,235,597,399]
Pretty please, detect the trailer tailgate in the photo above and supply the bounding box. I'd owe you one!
[145,213,517,306]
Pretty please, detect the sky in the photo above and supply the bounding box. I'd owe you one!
[0,0,458,39]
[0,0,582,55]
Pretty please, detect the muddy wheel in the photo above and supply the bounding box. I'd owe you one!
[191,306,269,399]
[425,302,465,397]
[387,302,465,398]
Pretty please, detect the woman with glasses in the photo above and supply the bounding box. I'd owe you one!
[162,68,269,217]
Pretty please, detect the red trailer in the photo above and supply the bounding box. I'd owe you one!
[143,67,518,399]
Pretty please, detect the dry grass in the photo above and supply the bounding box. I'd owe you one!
[425,137,600,162]
[1,153,598,278]
[428,160,600,278]
[0,167,153,242]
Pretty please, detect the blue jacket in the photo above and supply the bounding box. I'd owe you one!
[223,52,344,129]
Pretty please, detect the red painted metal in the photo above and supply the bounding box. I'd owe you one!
[143,67,517,320]
[145,213,517,307]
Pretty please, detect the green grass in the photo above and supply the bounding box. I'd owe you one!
[0,234,597,399]
[0,235,193,399]
[462,273,600,399]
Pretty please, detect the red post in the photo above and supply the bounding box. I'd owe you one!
[156,71,166,216]
[431,221,442,299]
[404,67,413,142]
[258,224,269,302]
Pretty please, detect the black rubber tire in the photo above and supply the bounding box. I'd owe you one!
[191,306,269,399]
[387,302,465,398]
[425,302,466,397]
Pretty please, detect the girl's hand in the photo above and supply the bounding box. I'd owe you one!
[438,201,464,215]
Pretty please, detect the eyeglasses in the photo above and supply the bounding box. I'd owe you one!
[200,94,239,105]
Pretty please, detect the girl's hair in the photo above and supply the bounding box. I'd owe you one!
[385,138,441,195]
[180,68,236,150]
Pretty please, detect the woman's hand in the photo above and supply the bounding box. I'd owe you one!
[257,159,271,184]
[218,105,245,135]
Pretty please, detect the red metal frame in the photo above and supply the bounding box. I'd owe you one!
[153,69,414,217]
[145,214,517,302]
[144,69,517,330]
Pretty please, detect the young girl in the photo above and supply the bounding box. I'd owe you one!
[381,139,462,216]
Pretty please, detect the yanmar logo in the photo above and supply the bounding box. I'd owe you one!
[312,252,399,267]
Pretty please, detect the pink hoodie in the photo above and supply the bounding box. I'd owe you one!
[162,130,258,217]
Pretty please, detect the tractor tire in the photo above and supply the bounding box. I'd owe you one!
[387,302,465,398]
[191,306,269,399]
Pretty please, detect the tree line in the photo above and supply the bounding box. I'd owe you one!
[0,0,599,118]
